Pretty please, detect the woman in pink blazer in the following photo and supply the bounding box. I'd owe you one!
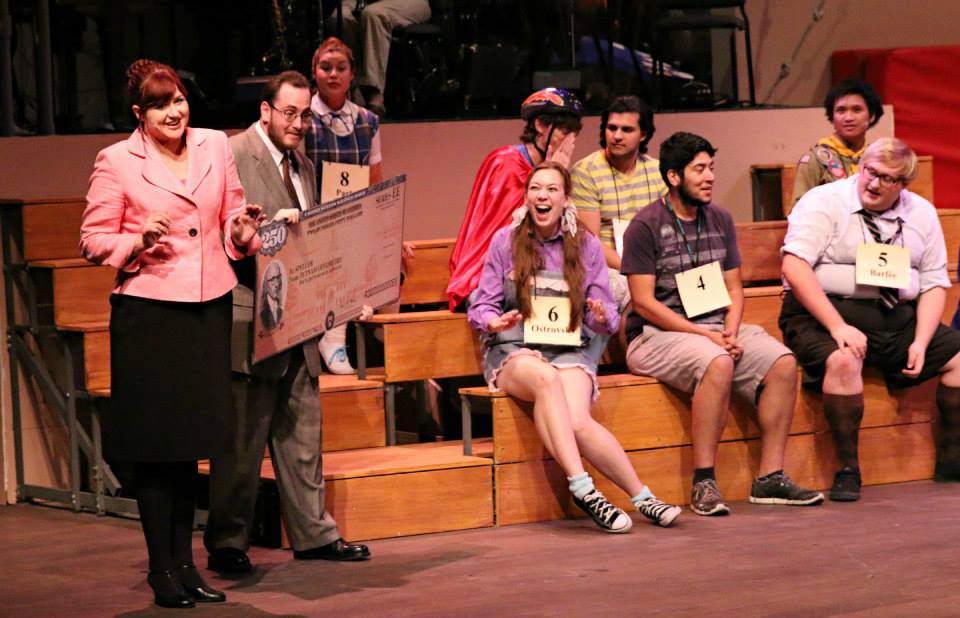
[80,60,262,609]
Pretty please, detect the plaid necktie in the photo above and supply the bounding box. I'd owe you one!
[859,209,899,309]
[282,151,301,210]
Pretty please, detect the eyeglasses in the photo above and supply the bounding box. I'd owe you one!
[268,102,312,124]
[862,165,904,188]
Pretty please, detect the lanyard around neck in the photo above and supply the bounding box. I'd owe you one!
[665,195,702,268]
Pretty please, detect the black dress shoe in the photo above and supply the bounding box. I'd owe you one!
[293,538,371,561]
[207,547,252,574]
[175,564,226,603]
[147,570,195,609]
[935,461,960,482]
[829,466,862,502]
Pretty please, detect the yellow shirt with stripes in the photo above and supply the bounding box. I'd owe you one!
[570,149,667,250]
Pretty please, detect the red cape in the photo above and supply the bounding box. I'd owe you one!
[447,145,532,310]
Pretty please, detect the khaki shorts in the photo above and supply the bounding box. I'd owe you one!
[626,323,792,405]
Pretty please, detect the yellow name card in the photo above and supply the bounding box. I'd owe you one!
[321,161,370,204]
[523,296,581,346]
[675,261,732,318]
[855,243,910,289]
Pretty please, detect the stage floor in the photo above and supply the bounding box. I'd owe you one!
[3,480,960,617]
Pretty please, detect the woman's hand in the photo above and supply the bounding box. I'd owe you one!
[231,204,264,247]
[486,309,522,333]
[272,208,301,225]
[401,241,415,271]
[134,212,171,254]
[586,297,607,325]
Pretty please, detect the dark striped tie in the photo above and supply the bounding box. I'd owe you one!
[859,209,899,309]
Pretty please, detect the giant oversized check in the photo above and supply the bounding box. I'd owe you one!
[253,175,406,363]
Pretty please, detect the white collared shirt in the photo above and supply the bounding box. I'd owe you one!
[782,174,950,300]
[255,121,308,210]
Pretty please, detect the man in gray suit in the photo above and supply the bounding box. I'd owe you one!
[205,71,370,573]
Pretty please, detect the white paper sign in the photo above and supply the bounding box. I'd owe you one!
[321,161,370,204]
[855,243,910,289]
[523,296,581,346]
[613,217,630,258]
[675,261,732,318]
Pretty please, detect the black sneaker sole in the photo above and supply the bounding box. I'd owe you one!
[829,490,860,502]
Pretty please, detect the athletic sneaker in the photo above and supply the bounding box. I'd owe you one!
[690,478,730,516]
[829,466,862,502]
[572,489,633,533]
[636,498,682,527]
[749,471,824,506]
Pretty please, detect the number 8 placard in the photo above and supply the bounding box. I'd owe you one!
[523,296,582,346]
[674,260,731,318]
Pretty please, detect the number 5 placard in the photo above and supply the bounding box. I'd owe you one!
[675,261,732,318]
[524,296,582,346]
[855,243,910,289]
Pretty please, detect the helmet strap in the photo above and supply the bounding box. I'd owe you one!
[534,123,555,163]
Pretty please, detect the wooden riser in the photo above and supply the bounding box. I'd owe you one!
[51,264,113,327]
[21,200,86,262]
[494,423,936,526]
[487,371,938,464]
[255,441,493,542]
[381,313,483,381]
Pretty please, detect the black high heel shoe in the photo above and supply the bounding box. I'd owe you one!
[175,564,226,603]
[147,570,194,608]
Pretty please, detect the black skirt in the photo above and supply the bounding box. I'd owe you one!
[105,292,233,462]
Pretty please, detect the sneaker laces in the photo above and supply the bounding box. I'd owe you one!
[696,478,722,503]
[638,498,673,521]
[582,490,621,524]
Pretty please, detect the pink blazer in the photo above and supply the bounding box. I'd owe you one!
[81,128,261,302]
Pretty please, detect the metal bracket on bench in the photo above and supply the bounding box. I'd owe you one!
[356,321,368,380]
[461,394,473,456]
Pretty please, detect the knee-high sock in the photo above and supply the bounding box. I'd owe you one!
[822,393,865,469]
[936,384,960,465]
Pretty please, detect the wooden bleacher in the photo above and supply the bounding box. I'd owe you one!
[5,189,959,538]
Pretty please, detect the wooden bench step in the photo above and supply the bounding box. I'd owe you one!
[495,423,935,526]
[20,198,86,262]
[462,370,938,464]
[201,440,494,541]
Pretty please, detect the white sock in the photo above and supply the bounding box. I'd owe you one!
[630,486,655,507]
[567,473,594,499]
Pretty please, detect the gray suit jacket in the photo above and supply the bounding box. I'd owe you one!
[230,123,322,379]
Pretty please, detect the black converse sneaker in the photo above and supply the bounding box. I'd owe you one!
[572,489,633,533]
[636,498,682,527]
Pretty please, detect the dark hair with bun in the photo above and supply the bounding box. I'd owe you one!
[126,59,187,116]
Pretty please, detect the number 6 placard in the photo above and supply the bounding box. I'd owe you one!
[524,296,581,346]
[675,260,732,318]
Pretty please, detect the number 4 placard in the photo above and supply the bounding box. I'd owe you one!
[675,261,732,318]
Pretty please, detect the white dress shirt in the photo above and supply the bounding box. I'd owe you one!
[255,121,308,210]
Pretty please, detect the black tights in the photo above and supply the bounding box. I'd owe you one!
[135,461,198,573]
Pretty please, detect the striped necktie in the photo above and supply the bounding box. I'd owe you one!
[859,209,899,309]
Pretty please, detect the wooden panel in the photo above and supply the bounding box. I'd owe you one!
[398,238,454,306]
[322,441,491,480]
[383,315,483,381]
[939,209,960,271]
[742,286,784,342]
[487,368,934,464]
[736,222,787,284]
[22,201,86,262]
[328,464,493,540]
[320,380,386,451]
[51,265,113,327]
[82,329,110,393]
[495,423,935,525]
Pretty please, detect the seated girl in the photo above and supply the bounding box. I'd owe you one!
[468,161,681,532]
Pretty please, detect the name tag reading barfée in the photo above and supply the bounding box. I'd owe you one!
[612,218,630,258]
[675,261,732,318]
[321,161,370,204]
[855,243,910,289]
[523,296,582,346]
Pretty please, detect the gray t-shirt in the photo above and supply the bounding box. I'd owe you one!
[621,198,741,343]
